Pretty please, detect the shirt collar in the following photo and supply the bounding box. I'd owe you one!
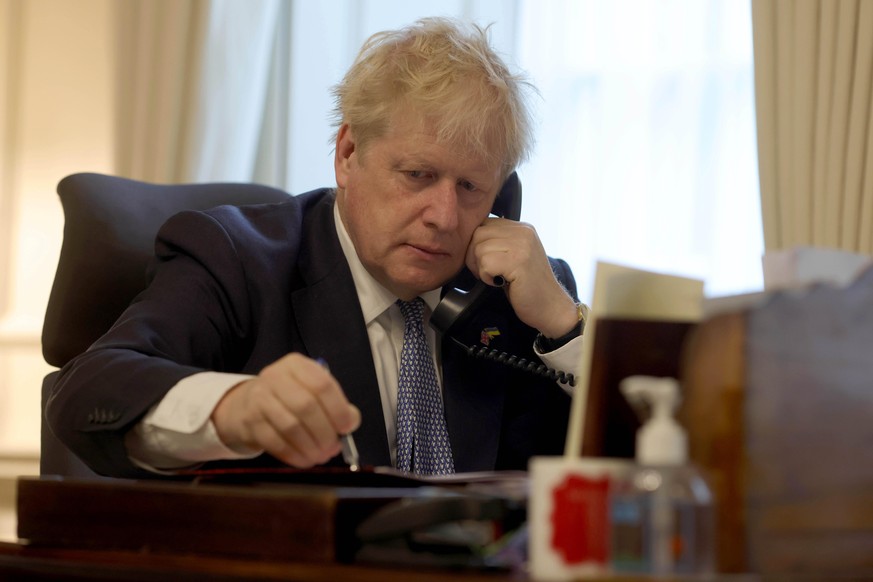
[333,203,441,324]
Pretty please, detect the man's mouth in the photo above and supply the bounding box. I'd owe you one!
[405,243,450,258]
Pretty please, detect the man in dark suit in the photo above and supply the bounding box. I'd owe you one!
[47,17,586,479]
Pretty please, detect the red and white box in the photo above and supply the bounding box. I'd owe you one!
[528,457,632,580]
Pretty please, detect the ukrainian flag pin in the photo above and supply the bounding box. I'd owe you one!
[480,326,500,346]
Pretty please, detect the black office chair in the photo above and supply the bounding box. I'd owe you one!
[41,173,290,477]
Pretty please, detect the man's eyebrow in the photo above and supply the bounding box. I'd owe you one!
[392,155,433,167]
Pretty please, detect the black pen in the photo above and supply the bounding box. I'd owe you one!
[316,358,360,472]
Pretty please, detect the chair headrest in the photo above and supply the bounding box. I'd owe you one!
[42,172,290,367]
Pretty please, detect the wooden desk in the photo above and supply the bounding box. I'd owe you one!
[0,541,518,582]
[6,481,838,582]
[10,474,515,579]
[0,541,774,582]
[7,478,769,582]
[13,476,535,579]
[681,309,873,575]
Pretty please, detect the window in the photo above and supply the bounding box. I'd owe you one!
[280,0,763,300]
[515,0,763,299]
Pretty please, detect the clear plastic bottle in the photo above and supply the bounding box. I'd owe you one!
[609,376,715,575]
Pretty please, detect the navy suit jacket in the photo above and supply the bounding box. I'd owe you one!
[47,189,574,478]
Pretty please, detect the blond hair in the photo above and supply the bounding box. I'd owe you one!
[330,17,536,173]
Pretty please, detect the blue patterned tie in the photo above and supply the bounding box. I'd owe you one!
[395,298,455,475]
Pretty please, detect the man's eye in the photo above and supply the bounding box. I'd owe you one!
[406,170,429,179]
[458,180,477,192]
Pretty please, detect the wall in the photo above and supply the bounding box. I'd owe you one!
[0,0,114,540]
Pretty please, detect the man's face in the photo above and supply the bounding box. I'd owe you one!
[334,113,503,300]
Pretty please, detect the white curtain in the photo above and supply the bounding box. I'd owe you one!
[114,0,763,299]
[753,0,873,254]
[515,0,763,299]
[114,0,279,183]
[114,0,202,182]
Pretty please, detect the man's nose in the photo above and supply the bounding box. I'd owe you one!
[422,179,460,231]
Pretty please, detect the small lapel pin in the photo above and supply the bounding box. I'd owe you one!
[480,326,501,346]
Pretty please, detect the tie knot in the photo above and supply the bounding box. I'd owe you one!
[396,297,425,322]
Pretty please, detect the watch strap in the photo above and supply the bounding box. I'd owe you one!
[535,302,588,353]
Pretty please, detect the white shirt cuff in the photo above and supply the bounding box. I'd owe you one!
[535,334,584,395]
[125,371,262,471]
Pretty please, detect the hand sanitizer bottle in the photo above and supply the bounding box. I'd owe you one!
[609,375,715,575]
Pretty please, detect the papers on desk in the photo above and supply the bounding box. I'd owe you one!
[704,246,873,318]
[181,464,529,490]
[762,245,872,290]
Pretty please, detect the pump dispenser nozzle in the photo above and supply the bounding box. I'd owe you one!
[620,376,687,466]
[612,376,714,575]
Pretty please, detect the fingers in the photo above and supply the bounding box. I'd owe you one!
[466,218,577,335]
[262,355,360,435]
[212,353,361,468]
[466,217,540,286]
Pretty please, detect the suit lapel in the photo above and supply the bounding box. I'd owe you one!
[291,196,391,467]
[439,279,510,472]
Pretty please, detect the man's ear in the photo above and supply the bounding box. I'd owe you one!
[334,124,355,188]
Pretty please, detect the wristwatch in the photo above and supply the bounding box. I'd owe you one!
[535,302,589,353]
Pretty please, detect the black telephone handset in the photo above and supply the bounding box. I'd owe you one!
[430,172,576,386]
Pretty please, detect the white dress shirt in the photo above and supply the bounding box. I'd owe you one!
[126,202,583,470]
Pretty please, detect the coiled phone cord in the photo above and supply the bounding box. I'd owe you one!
[448,337,577,386]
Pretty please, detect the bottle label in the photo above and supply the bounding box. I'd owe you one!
[611,497,646,569]
[611,495,711,574]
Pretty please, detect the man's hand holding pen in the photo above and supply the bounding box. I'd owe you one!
[211,353,361,469]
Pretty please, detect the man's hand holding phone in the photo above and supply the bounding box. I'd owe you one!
[466,217,579,340]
